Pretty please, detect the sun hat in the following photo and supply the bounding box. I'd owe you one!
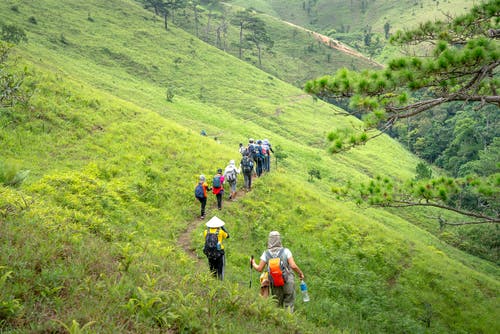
[199,174,206,181]
[229,160,235,165]
[206,216,225,228]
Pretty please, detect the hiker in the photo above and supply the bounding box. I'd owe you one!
[255,140,264,177]
[262,139,274,172]
[238,143,246,156]
[250,231,305,312]
[224,160,240,200]
[246,138,255,159]
[203,216,230,280]
[240,152,254,191]
[212,168,225,210]
[194,175,211,219]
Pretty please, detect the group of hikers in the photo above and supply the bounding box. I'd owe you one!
[194,138,274,219]
[201,217,306,312]
[194,138,307,312]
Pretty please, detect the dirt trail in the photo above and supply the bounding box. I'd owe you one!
[281,20,384,68]
[178,188,248,262]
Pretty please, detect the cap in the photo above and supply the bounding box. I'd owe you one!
[206,216,225,228]
[199,175,206,181]
[257,140,262,144]
[229,160,235,165]
[217,168,223,173]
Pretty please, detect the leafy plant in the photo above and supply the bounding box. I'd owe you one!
[52,319,96,334]
[0,268,22,320]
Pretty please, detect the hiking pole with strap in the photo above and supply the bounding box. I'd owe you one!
[249,255,254,288]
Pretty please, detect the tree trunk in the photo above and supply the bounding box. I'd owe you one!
[239,22,243,59]
[164,12,168,30]
[257,44,262,67]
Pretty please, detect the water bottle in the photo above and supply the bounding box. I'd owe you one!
[300,280,310,302]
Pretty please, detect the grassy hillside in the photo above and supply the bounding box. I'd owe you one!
[226,0,472,62]
[0,0,498,333]
[227,0,473,35]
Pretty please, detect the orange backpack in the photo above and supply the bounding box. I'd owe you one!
[266,249,287,287]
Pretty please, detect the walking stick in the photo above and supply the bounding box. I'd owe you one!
[249,255,254,288]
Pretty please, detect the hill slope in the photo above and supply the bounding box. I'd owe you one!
[0,0,498,333]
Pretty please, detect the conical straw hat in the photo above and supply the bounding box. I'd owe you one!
[206,216,225,228]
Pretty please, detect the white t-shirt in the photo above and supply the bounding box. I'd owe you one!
[260,248,292,263]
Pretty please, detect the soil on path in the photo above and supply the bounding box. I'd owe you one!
[178,188,248,262]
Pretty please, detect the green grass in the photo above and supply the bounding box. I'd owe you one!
[0,0,498,333]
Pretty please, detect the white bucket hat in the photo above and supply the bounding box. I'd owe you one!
[206,216,225,228]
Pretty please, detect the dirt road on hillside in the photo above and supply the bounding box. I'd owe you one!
[282,20,383,68]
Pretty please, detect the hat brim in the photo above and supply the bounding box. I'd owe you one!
[206,216,225,228]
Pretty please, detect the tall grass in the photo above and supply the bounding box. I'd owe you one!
[0,0,498,333]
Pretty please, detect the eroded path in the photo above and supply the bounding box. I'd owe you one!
[178,188,248,261]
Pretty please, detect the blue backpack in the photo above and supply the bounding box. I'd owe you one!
[195,183,204,198]
[213,175,222,188]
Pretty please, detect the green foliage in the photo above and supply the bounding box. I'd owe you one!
[0,42,29,109]
[415,162,432,180]
[0,0,498,333]
[0,267,22,321]
[52,319,96,334]
[0,24,27,44]
[307,167,321,182]
[0,160,29,187]
[305,0,499,150]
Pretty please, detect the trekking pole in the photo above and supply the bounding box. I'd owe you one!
[249,255,254,288]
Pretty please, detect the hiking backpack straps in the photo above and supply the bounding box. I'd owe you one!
[203,227,222,260]
[266,248,287,287]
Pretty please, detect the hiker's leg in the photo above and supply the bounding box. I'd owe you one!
[244,173,251,189]
[219,253,225,280]
[283,280,296,312]
[216,193,222,209]
[200,197,207,217]
[231,181,237,199]
[208,258,217,278]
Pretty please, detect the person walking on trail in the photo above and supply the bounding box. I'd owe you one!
[262,139,274,172]
[224,160,240,200]
[240,152,254,191]
[212,168,225,210]
[203,216,230,280]
[238,143,246,156]
[255,140,264,177]
[194,175,211,219]
[250,231,305,312]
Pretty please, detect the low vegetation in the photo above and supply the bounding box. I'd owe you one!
[0,0,498,333]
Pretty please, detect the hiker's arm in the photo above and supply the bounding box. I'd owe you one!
[221,226,230,238]
[288,257,305,280]
[251,258,266,272]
